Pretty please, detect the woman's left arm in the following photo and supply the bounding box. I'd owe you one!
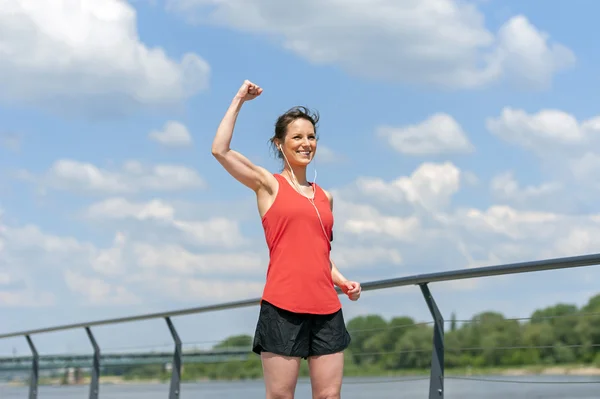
[324,189,361,301]
[331,258,361,301]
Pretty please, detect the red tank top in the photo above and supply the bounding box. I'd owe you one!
[260,173,341,314]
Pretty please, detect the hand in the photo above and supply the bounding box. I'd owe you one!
[235,80,263,102]
[340,280,361,301]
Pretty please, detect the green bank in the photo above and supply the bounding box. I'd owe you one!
[106,292,600,382]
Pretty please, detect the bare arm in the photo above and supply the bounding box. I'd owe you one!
[211,81,274,193]
[325,189,347,286]
[324,188,361,300]
[330,258,348,288]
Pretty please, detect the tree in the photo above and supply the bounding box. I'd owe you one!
[346,315,388,365]
[450,312,457,332]
[213,334,253,349]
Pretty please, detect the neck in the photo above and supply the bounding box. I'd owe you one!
[283,164,309,185]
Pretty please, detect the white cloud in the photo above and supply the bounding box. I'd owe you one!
[4,156,600,322]
[137,277,265,302]
[90,232,128,276]
[334,197,422,242]
[491,16,575,89]
[86,198,176,220]
[331,245,403,269]
[378,113,474,155]
[569,152,600,182]
[86,198,248,248]
[324,162,467,278]
[336,195,600,285]
[324,160,600,289]
[351,162,462,211]
[0,213,266,307]
[454,205,560,241]
[64,270,141,306]
[167,0,574,89]
[486,107,597,152]
[131,243,264,274]
[490,171,562,205]
[0,0,210,115]
[6,223,95,256]
[30,159,205,195]
[486,107,600,198]
[445,205,600,281]
[0,223,82,307]
[149,121,193,147]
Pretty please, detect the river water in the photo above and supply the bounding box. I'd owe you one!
[1,375,599,398]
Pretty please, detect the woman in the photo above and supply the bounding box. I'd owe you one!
[211,80,361,399]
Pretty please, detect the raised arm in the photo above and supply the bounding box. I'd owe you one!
[211,80,275,193]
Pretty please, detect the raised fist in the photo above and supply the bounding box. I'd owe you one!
[236,80,263,102]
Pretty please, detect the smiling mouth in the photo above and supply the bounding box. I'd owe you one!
[297,150,311,156]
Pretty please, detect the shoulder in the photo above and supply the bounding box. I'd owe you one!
[320,187,334,210]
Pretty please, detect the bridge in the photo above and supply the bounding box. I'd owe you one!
[0,346,251,371]
[2,253,600,398]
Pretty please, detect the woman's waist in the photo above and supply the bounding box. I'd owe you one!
[268,250,330,267]
[267,252,331,276]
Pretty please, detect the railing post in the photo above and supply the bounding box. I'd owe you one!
[419,283,444,398]
[165,317,182,399]
[85,327,100,399]
[25,335,38,399]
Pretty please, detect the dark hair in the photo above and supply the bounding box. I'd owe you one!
[269,106,320,159]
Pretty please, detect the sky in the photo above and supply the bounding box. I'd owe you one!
[2,0,600,358]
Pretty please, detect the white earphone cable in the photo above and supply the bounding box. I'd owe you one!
[279,145,330,242]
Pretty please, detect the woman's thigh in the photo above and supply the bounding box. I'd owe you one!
[307,352,345,399]
[261,352,302,399]
[305,309,350,398]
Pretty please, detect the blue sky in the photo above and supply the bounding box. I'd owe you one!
[2,0,600,357]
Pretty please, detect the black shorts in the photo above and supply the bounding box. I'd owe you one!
[252,300,351,359]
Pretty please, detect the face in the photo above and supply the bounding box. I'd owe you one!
[279,118,317,166]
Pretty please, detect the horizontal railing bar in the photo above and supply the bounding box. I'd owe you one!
[360,252,600,291]
[0,298,260,340]
[1,252,598,340]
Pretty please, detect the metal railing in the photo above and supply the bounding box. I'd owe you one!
[2,252,600,399]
